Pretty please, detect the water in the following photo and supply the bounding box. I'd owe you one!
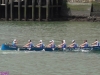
[0,21,100,75]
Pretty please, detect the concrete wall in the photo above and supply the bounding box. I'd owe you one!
[61,0,92,17]
[61,0,100,21]
[91,2,100,17]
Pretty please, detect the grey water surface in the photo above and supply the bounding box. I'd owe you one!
[0,21,100,75]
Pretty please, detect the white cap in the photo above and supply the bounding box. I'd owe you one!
[28,40,31,42]
[13,39,17,42]
[52,40,54,42]
[72,40,75,42]
[39,40,42,42]
[63,40,66,43]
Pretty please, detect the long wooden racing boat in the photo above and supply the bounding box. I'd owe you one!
[0,44,100,52]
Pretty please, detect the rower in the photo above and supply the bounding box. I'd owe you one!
[58,40,67,49]
[12,39,17,47]
[46,40,56,48]
[91,39,99,46]
[36,40,45,49]
[23,40,34,48]
[80,40,88,48]
[68,40,78,48]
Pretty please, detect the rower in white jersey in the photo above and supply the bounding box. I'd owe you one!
[68,40,78,48]
[12,39,17,47]
[91,39,99,46]
[23,40,34,48]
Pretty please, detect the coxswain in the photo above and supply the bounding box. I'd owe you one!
[12,39,17,47]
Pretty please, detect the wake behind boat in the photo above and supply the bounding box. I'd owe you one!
[1,43,100,52]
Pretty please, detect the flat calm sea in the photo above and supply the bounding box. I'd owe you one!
[0,21,100,75]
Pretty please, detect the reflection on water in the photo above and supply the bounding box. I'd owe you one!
[0,21,100,75]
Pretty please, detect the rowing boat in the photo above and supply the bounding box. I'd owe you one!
[0,44,55,51]
[0,44,100,52]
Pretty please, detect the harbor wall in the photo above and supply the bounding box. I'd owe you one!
[61,2,91,17]
[0,0,62,21]
[0,0,100,21]
[91,1,100,16]
[61,0,100,21]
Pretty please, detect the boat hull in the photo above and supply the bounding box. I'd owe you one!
[1,44,100,52]
[1,44,18,50]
